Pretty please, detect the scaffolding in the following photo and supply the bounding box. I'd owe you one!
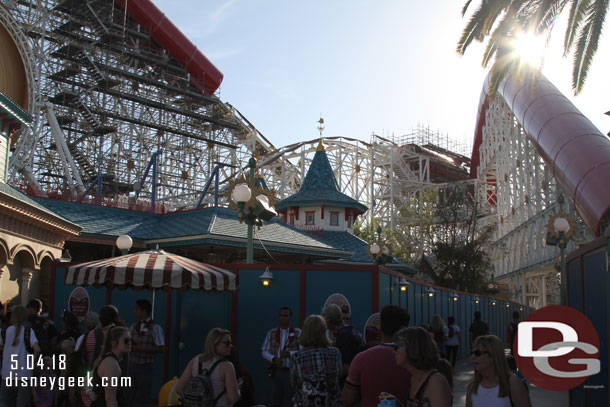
[5,0,286,210]
[4,0,480,262]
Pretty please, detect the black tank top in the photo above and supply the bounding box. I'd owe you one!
[405,370,439,406]
[91,352,128,407]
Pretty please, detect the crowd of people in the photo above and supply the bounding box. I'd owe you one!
[0,298,163,407]
[0,298,531,407]
[253,305,530,407]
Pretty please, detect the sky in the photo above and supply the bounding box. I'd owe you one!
[154,0,610,153]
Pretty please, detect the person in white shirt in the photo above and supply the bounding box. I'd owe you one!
[127,299,165,407]
[445,316,461,367]
[1,305,41,407]
[466,335,530,407]
[261,307,301,407]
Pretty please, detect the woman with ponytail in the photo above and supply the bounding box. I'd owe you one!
[87,325,131,407]
[1,305,41,407]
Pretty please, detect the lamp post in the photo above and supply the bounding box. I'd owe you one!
[368,225,392,265]
[546,195,575,305]
[230,157,277,264]
[553,216,571,305]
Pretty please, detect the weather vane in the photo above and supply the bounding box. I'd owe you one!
[317,117,324,137]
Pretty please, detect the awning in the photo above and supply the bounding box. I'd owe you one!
[66,249,237,292]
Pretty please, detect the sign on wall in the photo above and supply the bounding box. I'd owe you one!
[324,293,351,314]
[68,287,90,321]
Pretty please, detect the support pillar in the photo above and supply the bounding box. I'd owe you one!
[541,275,547,307]
[20,268,33,305]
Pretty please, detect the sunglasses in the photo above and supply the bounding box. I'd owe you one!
[384,342,405,351]
[123,337,132,345]
[471,350,489,357]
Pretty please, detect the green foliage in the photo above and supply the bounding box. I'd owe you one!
[354,183,493,294]
[420,183,493,293]
[427,228,492,293]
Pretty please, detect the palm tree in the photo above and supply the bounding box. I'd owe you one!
[457,0,608,94]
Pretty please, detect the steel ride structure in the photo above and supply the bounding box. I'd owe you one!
[472,69,610,308]
[5,1,610,309]
[2,0,474,232]
[4,0,289,210]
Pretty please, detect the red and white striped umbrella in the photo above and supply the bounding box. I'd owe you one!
[66,249,237,292]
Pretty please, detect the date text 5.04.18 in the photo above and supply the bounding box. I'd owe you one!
[11,354,66,371]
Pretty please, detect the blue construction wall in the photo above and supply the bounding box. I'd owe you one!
[567,243,610,407]
[53,264,531,406]
[51,265,228,402]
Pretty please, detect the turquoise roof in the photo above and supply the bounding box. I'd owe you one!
[0,183,77,227]
[31,198,350,258]
[31,197,160,239]
[275,148,367,213]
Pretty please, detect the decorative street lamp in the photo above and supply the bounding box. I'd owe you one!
[259,266,274,286]
[397,276,410,308]
[229,156,277,264]
[546,195,576,305]
[397,277,410,292]
[368,225,392,265]
[116,234,133,255]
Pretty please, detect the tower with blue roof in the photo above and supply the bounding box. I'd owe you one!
[275,139,367,233]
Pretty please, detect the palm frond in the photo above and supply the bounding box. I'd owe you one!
[481,0,513,35]
[482,11,518,66]
[458,2,492,54]
[487,46,517,95]
[564,0,592,54]
[482,40,499,67]
[534,0,568,31]
[572,0,608,93]
[462,0,475,17]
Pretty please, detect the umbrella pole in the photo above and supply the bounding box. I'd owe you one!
[151,289,156,319]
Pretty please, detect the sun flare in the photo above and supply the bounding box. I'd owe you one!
[513,32,548,67]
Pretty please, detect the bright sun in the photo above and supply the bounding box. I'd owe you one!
[513,32,548,67]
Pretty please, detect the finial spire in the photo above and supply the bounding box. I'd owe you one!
[317,117,325,151]
[317,117,324,137]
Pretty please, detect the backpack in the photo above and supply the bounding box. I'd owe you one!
[299,374,329,406]
[26,316,52,356]
[182,358,225,407]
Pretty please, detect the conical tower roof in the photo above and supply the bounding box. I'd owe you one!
[276,142,367,213]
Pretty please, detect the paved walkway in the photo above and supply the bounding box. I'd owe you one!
[453,357,569,406]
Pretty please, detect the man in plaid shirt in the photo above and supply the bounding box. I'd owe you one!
[261,307,301,407]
